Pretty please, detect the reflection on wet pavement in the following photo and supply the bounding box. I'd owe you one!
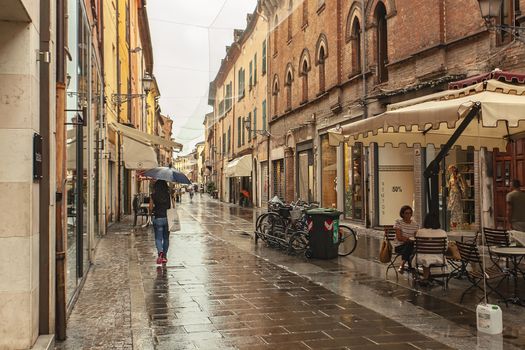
[56,195,525,349]
[135,225,451,349]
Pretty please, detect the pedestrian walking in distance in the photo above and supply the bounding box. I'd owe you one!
[149,180,171,265]
[188,184,194,202]
[507,179,525,231]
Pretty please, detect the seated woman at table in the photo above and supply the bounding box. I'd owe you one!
[394,205,419,273]
[415,213,448,284]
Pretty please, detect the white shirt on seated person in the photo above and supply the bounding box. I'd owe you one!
[415,228,448,267]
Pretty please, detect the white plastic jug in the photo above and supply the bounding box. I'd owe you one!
[476,303,502,335]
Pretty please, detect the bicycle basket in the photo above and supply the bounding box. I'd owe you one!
[290,208,302,222]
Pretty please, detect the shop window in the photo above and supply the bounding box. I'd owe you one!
[344,143,363,220]
[297,148,314,203]
[261,161,269,203]
[378,144,414,226]
[273,159,285,199]
[320,134,337,208]
[426,146,476,231]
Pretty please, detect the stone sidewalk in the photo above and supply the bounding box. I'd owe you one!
[55,195,523,349]
[55,220,133,350]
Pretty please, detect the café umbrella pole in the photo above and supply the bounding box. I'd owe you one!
[476,113,503,335]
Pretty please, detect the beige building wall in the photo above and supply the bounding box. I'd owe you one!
[0,0,55,347]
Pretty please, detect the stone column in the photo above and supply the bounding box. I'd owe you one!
[284,147,295,203]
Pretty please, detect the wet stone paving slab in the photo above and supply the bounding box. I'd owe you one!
[55,196,525,349]
[130,204,453,350]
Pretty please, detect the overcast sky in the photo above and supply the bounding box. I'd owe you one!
[148,0,258,156]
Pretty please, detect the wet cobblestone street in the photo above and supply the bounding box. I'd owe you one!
[55,195,525,350]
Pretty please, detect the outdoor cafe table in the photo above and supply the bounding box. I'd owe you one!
[490,246,525,306]
[509,230,525,247]
[447,231,477,242]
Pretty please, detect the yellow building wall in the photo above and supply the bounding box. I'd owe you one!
[118,0,130,123]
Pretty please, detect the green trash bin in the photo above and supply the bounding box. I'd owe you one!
[305,208,342,259]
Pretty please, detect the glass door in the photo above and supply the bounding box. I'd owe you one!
[297,149,313,203]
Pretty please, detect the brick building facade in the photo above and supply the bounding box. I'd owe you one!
[260,0,525,229]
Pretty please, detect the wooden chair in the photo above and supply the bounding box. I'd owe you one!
[455,241,509,304]
[483,228,510,269]
[414,236,449,289]
[384,226,402,280]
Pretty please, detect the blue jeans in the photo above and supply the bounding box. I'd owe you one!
[153,217,169,255]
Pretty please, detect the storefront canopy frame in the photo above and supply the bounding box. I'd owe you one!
[225,155,252,177]
[328,80,525,151]
[109,121,183,152]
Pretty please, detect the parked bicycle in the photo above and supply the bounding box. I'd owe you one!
[254,198,357,257]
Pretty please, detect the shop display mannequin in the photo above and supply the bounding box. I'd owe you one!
[447,165,467,229]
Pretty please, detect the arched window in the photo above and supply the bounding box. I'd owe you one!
[288,0,293,41]
[301,57,309,103]
[316,35,328,94]
[375,2,388,83]
[318,46,326,93]
[285,68,293,111]
[272,76,279,118]
[351,17,361,73]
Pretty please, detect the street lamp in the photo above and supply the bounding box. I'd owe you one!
[243,116,271,136]
[477,0,525,43]
[142,73,154,93]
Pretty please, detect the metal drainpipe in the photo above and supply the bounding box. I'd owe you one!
[361,0,370,227]
[116,0,122,221]
[39,0,52,335]
[55,0,67,339]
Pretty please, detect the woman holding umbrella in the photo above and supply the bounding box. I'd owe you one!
[149,180,171,264]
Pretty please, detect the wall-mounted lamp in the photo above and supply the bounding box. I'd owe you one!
[477,0,525,43]
[243,116,271,136]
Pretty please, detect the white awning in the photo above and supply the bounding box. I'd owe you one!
[328,80,525,151]
[122,137,158,170]
[225,155,252,177]
[109,121,183,152]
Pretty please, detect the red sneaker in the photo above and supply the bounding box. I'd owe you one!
[162,256,168,264]
[156,252,164,265]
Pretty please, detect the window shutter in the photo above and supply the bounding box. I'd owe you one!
[262,100,267,131]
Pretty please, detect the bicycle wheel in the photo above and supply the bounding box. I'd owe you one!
[258,212,286,246]
[338,225,357,256]
[288,230,309,255]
